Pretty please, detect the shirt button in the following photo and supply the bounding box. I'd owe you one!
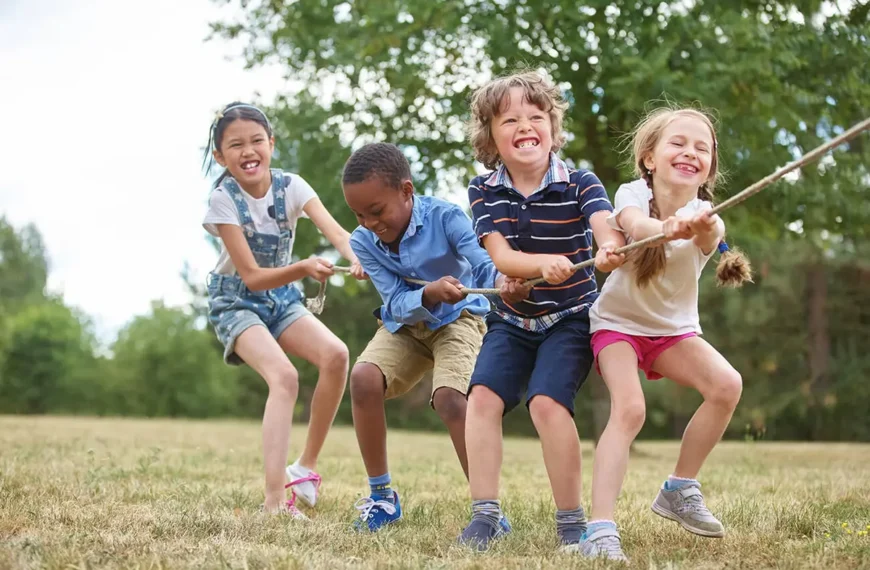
[411,272,417,277]
[521,204,527,210]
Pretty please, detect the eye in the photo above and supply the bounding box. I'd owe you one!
[372,209,383,217]
[531,114,545,121]
[502,118,517,124]
[670,141,683,147]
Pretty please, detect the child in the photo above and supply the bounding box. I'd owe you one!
[341,142,526,532]
[584,107,750,561]
[461,71,626,552]
[202,102,365,517]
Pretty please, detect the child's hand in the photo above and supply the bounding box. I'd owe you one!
[423,276,466,307]
[302,257,335,282]
[688,211,718,237]
[594,242,625,273]
[538,255,575,285]
[498,276,532,304]
[662,216,693,240]
[349,259,368,280]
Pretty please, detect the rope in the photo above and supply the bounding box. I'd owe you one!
[305,117,869,314]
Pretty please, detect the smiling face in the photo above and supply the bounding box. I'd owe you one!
[491,87,553,174]
[343,175,414,247]
[644,115,715,193]
[213,119,274,194]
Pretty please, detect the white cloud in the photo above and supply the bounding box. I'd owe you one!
[0,0,287,343]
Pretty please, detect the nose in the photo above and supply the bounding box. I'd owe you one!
[363,217,379,231]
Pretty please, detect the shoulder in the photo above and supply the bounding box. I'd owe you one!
[615,178,652,202]
[350,226,373,250]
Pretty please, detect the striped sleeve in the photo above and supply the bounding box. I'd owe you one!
[575,170,614,219]
[467,179,497,241]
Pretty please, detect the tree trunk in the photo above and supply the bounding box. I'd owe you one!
[806,263,830,440]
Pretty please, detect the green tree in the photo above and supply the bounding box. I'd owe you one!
[210,0,870,437]
[111,302,239,417]
[0,299,99,414]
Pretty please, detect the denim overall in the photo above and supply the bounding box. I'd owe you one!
[207,169,310,364]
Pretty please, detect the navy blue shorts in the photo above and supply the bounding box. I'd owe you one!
[468,311,594,416]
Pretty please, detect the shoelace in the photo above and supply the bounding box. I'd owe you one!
[285,471,322,494]
[354,497,397,521]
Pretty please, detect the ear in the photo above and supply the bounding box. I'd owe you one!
[642,153,656,173]
[269,136,276,155]
[400,179,415,200]
[213,149,226,168]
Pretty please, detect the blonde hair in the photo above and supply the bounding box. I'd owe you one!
[628,107,752,288]
[468,70,568,170]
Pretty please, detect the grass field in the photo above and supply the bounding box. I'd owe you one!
[1,416,869,569]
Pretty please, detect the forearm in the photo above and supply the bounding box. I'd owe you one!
[490,248,550,279]
[627,217,664,242]
[239,262,309,292]
[694,218,725,254]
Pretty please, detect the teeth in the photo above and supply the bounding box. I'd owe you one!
[517,140,538,149]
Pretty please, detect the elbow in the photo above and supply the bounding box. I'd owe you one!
[237,267,266,291]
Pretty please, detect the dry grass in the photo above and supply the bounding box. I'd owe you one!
[1,416,869,569]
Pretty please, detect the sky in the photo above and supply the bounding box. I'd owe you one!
[0,0,289,343]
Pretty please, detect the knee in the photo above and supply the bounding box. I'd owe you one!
[433,388,467,425]
[468,385,504,418]
[268,365,299,400]
[707,369,743,410]
[611,398,646,436]
[528,396,569,428]
[349,363,385,404]
[319,339,349,375]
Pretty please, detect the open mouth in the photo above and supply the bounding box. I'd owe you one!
[673,163,699,174]
[515,138,539,149]
[241,160,260,174]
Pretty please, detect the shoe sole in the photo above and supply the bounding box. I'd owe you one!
[650,501,725,538]
[354,515,403,533]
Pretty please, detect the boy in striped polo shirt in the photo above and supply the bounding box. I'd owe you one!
[458,71,626,552]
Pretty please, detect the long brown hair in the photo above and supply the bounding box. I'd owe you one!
[629,107,751,288]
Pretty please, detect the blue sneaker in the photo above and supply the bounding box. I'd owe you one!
[459,514,510,551]
[353,490,402,532]
[499,513,512,535]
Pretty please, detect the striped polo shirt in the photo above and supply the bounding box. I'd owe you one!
[467,154,614,331]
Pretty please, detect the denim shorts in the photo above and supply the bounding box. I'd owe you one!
[469,311,594,416]
[207,273,311,365]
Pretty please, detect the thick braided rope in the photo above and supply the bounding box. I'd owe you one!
[305,117,869,312]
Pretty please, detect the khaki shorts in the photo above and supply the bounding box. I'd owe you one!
[357,311,487,402]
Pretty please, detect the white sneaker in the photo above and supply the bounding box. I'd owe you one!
[285,462,322,508]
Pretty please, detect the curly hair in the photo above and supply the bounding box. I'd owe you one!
[468,70,568,170]
[342,142,412,190]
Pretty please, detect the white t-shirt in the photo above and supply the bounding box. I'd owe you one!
[589,179,724,336]
[202,173,317,275]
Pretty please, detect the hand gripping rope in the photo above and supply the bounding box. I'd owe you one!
[306,117,870,314]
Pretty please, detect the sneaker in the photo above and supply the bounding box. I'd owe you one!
[285,463,322,508]
[459,515,509,552]
[259,493,309,520]
[353,491,402,532]
[651,481,725,538]
[499,513,512,535]
[564,526,628,562]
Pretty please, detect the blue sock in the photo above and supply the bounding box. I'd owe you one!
[582,519,617,540]
[368,473,394,502]
[665,475,699,491]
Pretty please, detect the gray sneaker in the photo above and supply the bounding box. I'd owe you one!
[562,526,629,562]
[651,481,724,538]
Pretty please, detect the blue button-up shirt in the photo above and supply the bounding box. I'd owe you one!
[350,195,499,333]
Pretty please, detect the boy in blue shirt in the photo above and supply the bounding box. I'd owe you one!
[342,142,525,532]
